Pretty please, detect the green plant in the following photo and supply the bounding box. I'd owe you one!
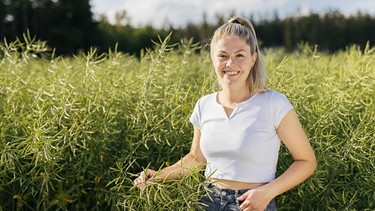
[0,35,374,210]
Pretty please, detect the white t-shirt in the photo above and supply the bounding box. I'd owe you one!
[190,90,293,183]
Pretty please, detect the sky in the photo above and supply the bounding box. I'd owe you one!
[90,0,375,28]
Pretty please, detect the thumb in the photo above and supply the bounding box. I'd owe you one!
[144,169,157,181]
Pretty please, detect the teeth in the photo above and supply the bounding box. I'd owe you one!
[225,71,238,75]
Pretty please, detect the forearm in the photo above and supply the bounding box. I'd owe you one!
[263,159,317,199]
[152,153,205,182]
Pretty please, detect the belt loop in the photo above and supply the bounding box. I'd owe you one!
[235,190,239,206]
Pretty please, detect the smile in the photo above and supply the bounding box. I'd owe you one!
[224,71,239,75]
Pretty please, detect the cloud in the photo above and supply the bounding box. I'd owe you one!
[120,0,290,27]
[91,0,375,28]
[122,0,209,27]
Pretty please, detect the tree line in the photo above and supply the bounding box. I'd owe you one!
[1,0,374,56]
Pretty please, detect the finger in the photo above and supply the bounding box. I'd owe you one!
[137,181,145,189]
[136,178,148,189]
[239,199,251,210]
[133,178,141,186]
[142,170,153,180]
[139,171,145,180]
[145,169,154,180]
[237,192,248,201]
[133,172,148,188]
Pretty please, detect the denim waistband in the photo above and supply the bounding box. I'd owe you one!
[205,182,250,196]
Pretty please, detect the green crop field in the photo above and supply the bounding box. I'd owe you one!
[0,34,374,210]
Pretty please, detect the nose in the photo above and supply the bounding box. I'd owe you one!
[226,57,235,67]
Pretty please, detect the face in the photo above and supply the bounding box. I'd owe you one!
[211,35,257,89]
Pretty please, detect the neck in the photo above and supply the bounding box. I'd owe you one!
[219,87,251,107]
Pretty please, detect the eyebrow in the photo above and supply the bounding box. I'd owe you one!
[217,49,247,54]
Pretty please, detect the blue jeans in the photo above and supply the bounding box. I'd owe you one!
[200,183,277,211]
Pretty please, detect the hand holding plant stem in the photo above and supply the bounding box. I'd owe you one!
[134,169,157,189]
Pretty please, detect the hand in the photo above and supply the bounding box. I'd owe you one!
[133,169,157,189]
[237,188,271,211]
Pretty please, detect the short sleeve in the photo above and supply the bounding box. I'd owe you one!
[269,92,294,128]
[190,99,202,129]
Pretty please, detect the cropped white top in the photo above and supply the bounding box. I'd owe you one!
[190,90,293,183]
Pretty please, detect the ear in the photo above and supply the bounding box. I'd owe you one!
[251,52,258,65]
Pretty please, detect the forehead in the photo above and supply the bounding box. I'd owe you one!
[214,35,250,52]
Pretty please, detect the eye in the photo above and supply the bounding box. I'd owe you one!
[236,54,244,58]
[218,54,228,59]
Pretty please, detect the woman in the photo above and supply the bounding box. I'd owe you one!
[134,17,317,211]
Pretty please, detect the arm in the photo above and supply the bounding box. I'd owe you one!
[239,109,317,209]
[134,126,206,188]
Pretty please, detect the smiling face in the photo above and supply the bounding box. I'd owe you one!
[211,35,257,89]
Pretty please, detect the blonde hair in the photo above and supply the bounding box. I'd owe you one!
[210,17,267,94]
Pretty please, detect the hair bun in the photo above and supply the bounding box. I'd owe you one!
[230,19,241,24]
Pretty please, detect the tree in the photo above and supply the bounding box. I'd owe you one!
[45,0,97,54]
[0,0,97,55]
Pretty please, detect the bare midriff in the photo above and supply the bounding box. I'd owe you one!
[209,178,267,190]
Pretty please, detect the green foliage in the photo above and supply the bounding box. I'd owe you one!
[266,44,375,210]
[0,35,374,210]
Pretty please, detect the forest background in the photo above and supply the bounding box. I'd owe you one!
[1,0,374,55]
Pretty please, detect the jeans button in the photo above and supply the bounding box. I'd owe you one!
[221,191,226,196]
